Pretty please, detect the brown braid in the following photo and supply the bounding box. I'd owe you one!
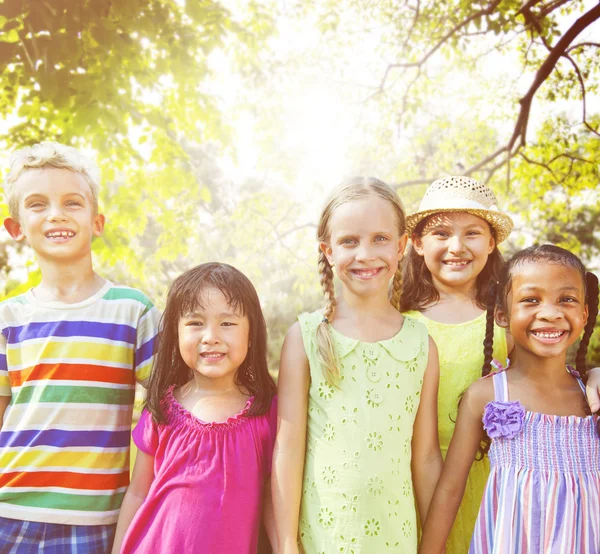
[391,264,403,312]
[316,249,339,383]
[482,281,498,376]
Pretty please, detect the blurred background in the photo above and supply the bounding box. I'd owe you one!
[0,0,599,369]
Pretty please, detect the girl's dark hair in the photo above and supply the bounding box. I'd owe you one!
[145,263,276,423]
[400,217,505,312]
[481,244,599,379]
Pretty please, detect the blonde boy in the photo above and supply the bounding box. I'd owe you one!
[0,143,159,553]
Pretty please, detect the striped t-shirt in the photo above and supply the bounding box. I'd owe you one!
[0,281,160,525]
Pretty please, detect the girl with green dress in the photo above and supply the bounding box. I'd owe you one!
[401,176,513,554]
[272,177,442,554]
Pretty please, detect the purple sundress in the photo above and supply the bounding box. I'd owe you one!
[471,369,600,553]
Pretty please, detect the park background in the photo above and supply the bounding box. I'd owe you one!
[0,0,599,371]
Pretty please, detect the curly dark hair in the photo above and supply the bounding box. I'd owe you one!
[145,263,276,424]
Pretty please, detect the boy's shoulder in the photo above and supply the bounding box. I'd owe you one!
[0,283,157,325]
[100,282,156,310]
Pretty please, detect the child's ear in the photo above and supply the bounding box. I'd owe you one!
[4,218,25,241]
[397,232,408,258]
[495,305,509,328]
[487,234,496,255]
[93,213,105,237]
[411,234,425,256]
[319,241,334,267]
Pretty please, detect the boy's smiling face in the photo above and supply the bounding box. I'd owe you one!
[4,168,105,263]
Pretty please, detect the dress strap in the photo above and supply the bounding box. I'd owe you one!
[492,370,509,402]
[566,365,588,398]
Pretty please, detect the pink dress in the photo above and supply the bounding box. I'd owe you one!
[120,388,277,554]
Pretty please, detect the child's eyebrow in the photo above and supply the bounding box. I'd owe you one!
[335,233,358,243]
[183,311,241,319]
[23,193,47,201]
[517,285,581,293]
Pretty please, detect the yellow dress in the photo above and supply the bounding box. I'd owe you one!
[404,310,507,554]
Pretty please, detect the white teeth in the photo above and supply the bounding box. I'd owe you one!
[47,231,74,238]
[355,269,380,276]
[202,353,223,358]
[532,331,564,338]
[445,261,469,266]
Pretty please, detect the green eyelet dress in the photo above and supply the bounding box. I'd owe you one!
[298,311,429,554]
[404,310,507,554]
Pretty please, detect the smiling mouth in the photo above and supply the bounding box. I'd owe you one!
[46,230,75,239]
[351,268,384,279]
[443,260,470,267]
[530,330,568,343]
[199,352,225,359]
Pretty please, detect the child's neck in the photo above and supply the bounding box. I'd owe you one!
[333,292,403,342]
[421,286,483,324]
[175,375,250,424]
[509,347,571,385]
[33,256,106,304]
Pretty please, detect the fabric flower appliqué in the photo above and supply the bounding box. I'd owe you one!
[482,400,525,439]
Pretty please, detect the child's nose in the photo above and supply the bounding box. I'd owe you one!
[201,326,221,343]
[355,244,375,261]
[538,304,563,320]
[448,235,465,254]
[47,205,68,222]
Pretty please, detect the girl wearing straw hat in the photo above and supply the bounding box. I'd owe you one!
[403,177,600,553]
[401,176,513,554]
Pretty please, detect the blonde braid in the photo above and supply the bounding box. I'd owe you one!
[391,263,403,312]
[316,249,339,384]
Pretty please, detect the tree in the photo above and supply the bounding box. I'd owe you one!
[0,0,275,292]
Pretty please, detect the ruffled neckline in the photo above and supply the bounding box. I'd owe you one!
[313,312,423,361]
[164,385,255,431]
[485,367,599,434]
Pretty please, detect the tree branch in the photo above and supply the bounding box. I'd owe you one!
[378,0,503,91]
[561,53,600,138]
[566,41,600,53]
[507,3,600,151]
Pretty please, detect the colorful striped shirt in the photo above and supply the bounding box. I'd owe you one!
[0,282,160,526]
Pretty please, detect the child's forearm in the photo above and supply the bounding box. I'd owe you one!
[110,491,146,554]
[263,480,278,553]
[271,440,304,554]
[412,449,443,523]
[419,479,467,553]
[586,367,600,412]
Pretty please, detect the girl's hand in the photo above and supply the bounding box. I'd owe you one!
[411,336,442,522]
[418,377,492,553]
[111,449,155,554]
[586,367,600,413]
[271,323,310,554]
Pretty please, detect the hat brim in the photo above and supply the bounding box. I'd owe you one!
[405,208,514,244]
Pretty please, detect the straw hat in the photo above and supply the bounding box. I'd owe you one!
[405,176,514,243]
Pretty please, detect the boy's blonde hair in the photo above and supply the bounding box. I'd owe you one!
[316,176,406,384]
[4,142,101,219]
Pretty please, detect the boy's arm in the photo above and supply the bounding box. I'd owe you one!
[586,367,600,413]
[271,323,310,554]
[111,449,155,554]
[134,299,161,387]
[0,330,10,428]
[411,336,442,522]
[418,379,490,554]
